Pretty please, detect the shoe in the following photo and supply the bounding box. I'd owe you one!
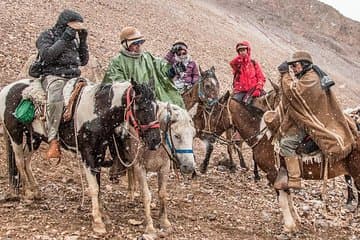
[47,139,61,160]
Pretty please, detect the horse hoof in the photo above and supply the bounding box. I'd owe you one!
[93,222,107,234]
[145,225,156,235]
[160,219,172,230]
[229,166,237,173]
[254,175,261,182]
[199,164,207,174]
[283,224,298,233]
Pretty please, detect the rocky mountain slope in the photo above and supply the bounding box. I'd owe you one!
[1,1,360,239]
[1,0,359,105]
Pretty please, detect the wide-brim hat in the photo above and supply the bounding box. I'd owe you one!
[67,21,86,30]
[120,26,145,47]
[288,51,313,64]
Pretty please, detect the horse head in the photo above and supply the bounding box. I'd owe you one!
[157,101,196,174]
[130,79,161,150]
[198,65,220,106]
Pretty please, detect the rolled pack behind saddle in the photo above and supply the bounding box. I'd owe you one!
[14,78,88,124]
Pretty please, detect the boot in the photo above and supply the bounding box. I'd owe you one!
[47,139,61,159]
[285,156,302,189]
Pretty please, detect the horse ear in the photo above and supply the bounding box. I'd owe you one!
[130,78,138,87]
[199,65,204,76]
[210,66,215,72]
[268,78,280,93]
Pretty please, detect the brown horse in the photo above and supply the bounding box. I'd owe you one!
[227,91,360,232]
[182,66,249,173]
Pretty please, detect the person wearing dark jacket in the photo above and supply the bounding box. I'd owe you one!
[36,9,89,159]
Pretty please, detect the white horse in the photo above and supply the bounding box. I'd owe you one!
[110,101,196,235]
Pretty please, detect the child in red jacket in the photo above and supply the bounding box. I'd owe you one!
[230,41,266,103]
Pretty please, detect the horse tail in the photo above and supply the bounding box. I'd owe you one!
[4,131,20,190]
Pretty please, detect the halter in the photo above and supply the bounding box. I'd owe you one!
[198,75,218,108]
[124,86,160,136]
[163,110,193,167]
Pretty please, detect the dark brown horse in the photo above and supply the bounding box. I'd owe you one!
[227,90,360,232]
[182,66,249,173]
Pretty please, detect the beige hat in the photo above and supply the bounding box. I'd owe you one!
[288,51,313,64]
[67,21,85,30]
[120,26,145,47]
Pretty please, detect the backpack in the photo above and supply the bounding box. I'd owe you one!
[312,65,335,91]
[28,53,44,78]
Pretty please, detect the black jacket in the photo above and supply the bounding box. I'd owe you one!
[36,10,89,79]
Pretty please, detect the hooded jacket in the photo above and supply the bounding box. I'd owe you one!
[230,41,265,95]
[36,9,89,78]
[102,49,185,108]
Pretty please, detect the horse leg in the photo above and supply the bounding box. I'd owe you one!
[200,140,213,174]
[287,192,301,224]
[11,142,33,200]
[135,165,156,234]
[236,142,248,171]
[127,166,137,202]
[253,161,261,181]
[23,144,41,200]
[83,166,106,234]
[344,175,355,205]
[158,163,171,230]
[278,190,297,232]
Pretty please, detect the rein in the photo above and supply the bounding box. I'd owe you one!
[124,86,160,136]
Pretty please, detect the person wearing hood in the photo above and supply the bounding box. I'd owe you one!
[230,41,266,103]
[35,9,89,160]
[102,26,184,108]
[164,42,199,93]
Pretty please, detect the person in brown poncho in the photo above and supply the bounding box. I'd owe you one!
[265,51,357,190]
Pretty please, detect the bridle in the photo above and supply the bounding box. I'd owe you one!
[198,73,219,108]
[162,108,193,168]
[124,86,160,137]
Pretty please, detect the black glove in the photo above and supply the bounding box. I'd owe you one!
[277,61,289,74]
[78,29,88,42]
[171,45,180,54]
[61,27,77,42]
[175,62,186,73]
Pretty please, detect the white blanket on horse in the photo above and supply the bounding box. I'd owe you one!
[21,78,93,107]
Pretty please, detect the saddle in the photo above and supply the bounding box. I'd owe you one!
[19,77,87,123]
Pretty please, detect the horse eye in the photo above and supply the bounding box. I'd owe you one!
[174,134,181,140]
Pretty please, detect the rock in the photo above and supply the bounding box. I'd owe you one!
[128,219,143,226]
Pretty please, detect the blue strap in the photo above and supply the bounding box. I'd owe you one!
[165,132,193,154]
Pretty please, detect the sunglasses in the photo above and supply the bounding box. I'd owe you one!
[177,51,187,56]
[131,40,145,46]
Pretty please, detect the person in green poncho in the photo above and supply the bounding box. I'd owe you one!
[102,26,185,108]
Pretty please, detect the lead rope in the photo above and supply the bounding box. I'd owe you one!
[112,132,141,168]
[73,86,85,208]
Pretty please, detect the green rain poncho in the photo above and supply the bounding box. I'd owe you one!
[103,50,185,108]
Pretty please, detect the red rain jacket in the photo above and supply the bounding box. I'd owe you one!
[230,41,265,96]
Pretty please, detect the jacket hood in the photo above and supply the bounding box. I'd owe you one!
[55,9,83,28]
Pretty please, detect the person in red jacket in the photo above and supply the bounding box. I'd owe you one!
[230,41,266,104]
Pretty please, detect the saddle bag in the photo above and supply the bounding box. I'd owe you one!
[13,99,35,124]
[28,53,44,78]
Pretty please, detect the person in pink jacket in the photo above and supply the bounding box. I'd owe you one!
[230,41,266,104]
[165,41,199,93]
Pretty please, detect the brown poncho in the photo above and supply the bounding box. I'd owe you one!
[274,70,357,160]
